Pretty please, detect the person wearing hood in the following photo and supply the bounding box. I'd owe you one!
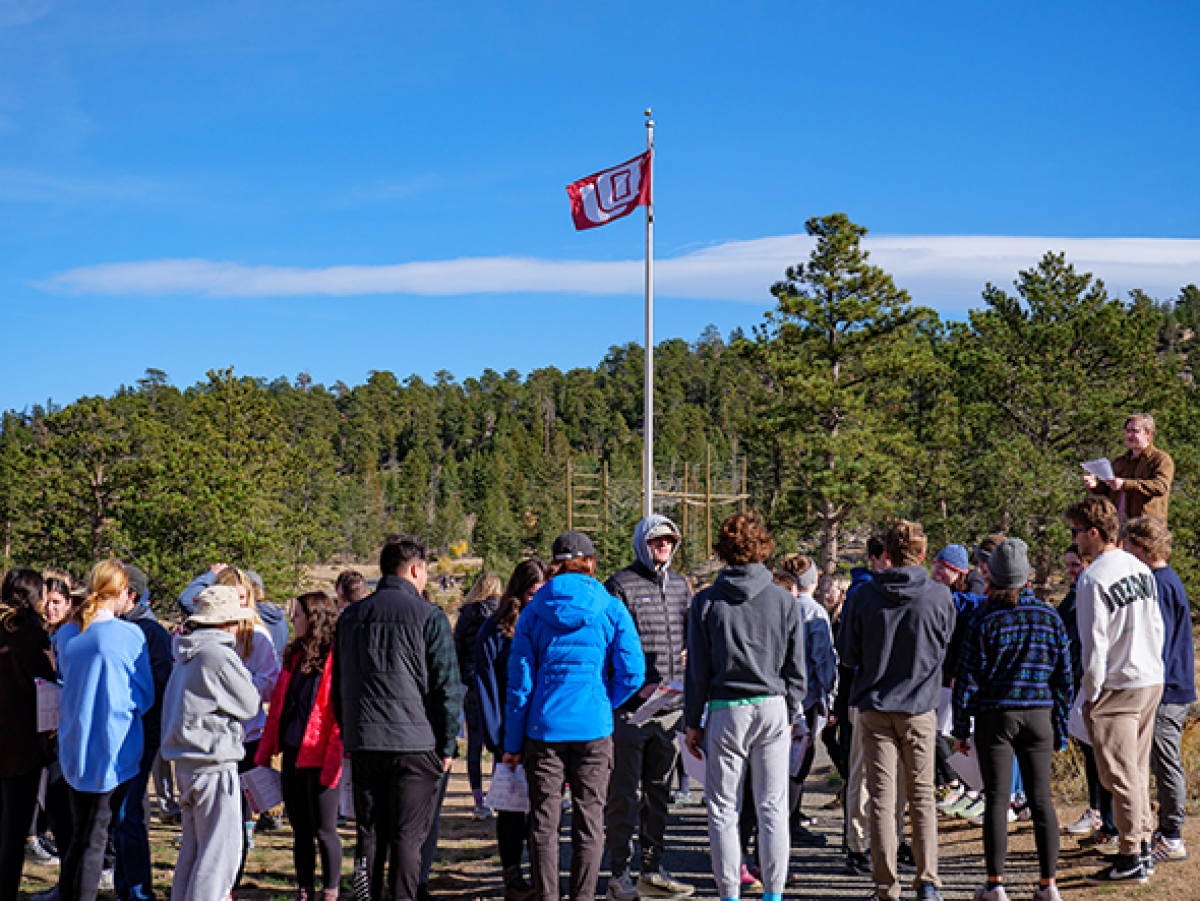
[602,514,694,900]
[503,531,644,901]
[111,564,173,901]
[837,520,954,901]
[683,512,805,901]
[161,586,262,901]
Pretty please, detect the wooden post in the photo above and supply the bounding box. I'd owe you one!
[567,458,574,531]
[705,443,713,560]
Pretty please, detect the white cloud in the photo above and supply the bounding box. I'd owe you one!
[40,234,1200,310]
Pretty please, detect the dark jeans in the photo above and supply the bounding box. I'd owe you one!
[464,693,485,795]
[233,738,260,890]
[418,770,450,885]
[45,771,74,862]
[975,709,1058,881]
[525,737,612,901]
[113,756,156,901]
[497,810,530,871]
[61,780,130,901]
[1,769,42,901]
[604,709,680,875]
[1078,741,1115,832]
[352,750,444,901]
[281,749,342,891]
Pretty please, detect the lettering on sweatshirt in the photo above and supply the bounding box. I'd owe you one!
[1101,573,1155,614]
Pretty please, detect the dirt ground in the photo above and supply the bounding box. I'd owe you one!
[18,746,1199,901]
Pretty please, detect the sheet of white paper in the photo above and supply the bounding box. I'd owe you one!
[36,679,61,733]
[627,679,684,727]
[675,732,706,788]
[485,764,531,813]
[1081,458,1115,481]
[240,766,284,815]
[948,747,983,792]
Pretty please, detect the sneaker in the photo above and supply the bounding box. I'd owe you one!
[472,805,494,821]
[959,797,987,820]
[637,869,694,898]
[31,887,59,901]
[972,884,1008,901]
[1085,854,1147,884]
[1078,827,1116,847]
[1141,841,1155,876]
[845,850,871,876]
[791,825,827,847]
[916,883,943,901]
[1031,886,1061,901]
[256,812,283,832]
[37,834,58,857]
[607,870,639,901]
[739,864,762,891]
[795,812,816,827]
[1064,808,1101,834]
[99,869,115,892]
[1092,833,1120,856]
[25,836,57,865]
[1152,834,1189,863]
[942,793,976,816]
[937,786,965,811]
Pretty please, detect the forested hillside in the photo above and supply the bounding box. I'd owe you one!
[3,215,1198,606]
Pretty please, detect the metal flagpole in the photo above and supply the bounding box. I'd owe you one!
[643,109,655,519]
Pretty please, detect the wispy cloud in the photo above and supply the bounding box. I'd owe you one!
[40,234,1200,308]
[0,167,160,203]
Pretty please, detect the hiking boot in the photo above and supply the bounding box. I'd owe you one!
[1084,854,1147,885]
[1064,808,1100,834]
[637,869,693,898]
[607,869,639,900]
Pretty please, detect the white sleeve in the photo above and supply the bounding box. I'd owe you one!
[247,628,281,703]
[1076,574,1109,703]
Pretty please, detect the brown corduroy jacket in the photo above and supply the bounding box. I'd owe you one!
[1088,443,1174,522]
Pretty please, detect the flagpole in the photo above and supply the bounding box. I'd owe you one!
[643,109,655,520]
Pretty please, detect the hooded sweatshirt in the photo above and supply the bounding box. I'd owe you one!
[161,629,262,770]
[504,572,645,752]
[684,562,807,730]
[120,602,173,762]
[605,514,692,710]
[837,565,955,715]
[178,570,289,666]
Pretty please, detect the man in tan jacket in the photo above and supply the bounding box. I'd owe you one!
[1084,414,1173,522]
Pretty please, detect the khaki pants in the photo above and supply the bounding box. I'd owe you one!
[846,707,906,855]
[859,709,939,899]
[1085,684,1163,856]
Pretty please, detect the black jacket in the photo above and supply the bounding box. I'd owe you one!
[120,603,174,763]
[454,597,498,689]
[332,574,462,757]
[606,560,691,711]
[837,565,955,715]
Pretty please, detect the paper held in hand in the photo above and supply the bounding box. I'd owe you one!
[627,679,684,727]
[675,732,707,788]
[485,763,530,813]
[947,745,983,792]
[240,766,284,815]
[36,678,61,732]
[1081,458,1115,482]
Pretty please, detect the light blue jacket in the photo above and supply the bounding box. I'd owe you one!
[57,615,155,792]
[504,573,645,752]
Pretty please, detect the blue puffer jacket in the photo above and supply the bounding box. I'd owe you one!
[504,573,645,753]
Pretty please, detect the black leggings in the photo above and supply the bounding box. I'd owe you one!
[61,781,129,901]
[1,771,42,901]
[281,749,342,891]
[1078,741,1115,832]
[975,709,1058,881]
[496,810,529,871]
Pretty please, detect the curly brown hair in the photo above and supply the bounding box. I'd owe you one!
[715,512,775,566]
[885,520,927,567]
[284,591,339,675]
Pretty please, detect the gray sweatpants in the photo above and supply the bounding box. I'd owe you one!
[1152,702,1190,839]
[704,696,790,898]
[173,762,244,901]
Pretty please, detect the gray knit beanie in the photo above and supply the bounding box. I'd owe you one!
[988,538,1030,590]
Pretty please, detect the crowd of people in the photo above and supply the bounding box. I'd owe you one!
[0,414,1193,901]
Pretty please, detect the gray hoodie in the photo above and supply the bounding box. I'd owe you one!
[684,562,807,730]
[161,629,261,769]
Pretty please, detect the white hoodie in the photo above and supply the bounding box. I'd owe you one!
[1076,547,1164,703]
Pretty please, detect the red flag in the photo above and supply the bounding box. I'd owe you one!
[566,151,652,230]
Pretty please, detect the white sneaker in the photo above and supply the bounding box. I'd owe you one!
[1064,808,1101,835]
[472,805,494,821]
[99,869,115,892]
[606,870,639,900]
[973,884,1009,901]
[1031,885,1062,901]
[637,869,694,898]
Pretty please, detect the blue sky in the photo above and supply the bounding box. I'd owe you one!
[2,0,1199,411]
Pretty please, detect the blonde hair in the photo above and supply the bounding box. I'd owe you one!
[78,559,128,633]
[214,567,264,660]
[464,571,504,604]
